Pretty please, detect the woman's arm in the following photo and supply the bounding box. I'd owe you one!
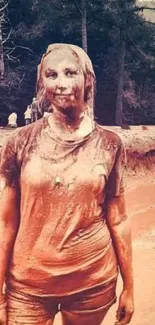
[0,182,20,300]
[105,194,134,325]
[0,133,20,325]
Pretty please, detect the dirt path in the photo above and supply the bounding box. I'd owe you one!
[104,180,155,325]
[53,179,155,325]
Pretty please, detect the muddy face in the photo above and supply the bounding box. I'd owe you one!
[42,50,85,118]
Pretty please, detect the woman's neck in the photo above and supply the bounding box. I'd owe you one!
[51,106,85,132]
[48,106,94,140]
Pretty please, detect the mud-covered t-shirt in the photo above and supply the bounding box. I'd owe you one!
[0,118,125,296]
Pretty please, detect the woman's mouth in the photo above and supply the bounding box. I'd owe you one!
[54,94,75,101]
[55,94,73,96]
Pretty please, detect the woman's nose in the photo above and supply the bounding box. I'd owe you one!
[57,85,67,91]
[57,75,67,90]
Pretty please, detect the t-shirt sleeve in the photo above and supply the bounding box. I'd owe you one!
[0,135,19,188]
[106,139,126,198]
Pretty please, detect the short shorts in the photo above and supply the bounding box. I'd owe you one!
[6,280,117,325]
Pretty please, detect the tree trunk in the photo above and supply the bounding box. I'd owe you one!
[0,17,4,80]
[81,0,87,53]
[115,30,126,126]
[115,1,127,126]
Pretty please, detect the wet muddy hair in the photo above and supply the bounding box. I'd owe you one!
[36,43,96,118]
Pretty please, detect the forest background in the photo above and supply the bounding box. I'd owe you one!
[0,0,155,126]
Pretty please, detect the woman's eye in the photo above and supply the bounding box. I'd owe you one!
[66,70,77,77]
[46,72,57,79]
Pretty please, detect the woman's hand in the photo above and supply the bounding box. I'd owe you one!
[115,289,134,325]
[0,306,7,325]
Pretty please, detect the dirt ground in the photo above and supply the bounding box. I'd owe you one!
[104,179,155,325]
[0,126,155,325]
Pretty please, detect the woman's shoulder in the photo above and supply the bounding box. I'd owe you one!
[1,118,45,154]
[95,123,123,146]
[16,118,45,138]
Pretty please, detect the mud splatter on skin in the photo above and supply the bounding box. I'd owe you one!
[36,44,95,118]
[41,50,85,120]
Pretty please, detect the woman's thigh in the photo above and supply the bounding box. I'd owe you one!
[60,280,117,325]
[6,289,58,325]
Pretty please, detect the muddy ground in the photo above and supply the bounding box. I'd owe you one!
[0,126,155,325]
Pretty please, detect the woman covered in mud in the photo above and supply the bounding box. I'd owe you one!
[0,44,134,325]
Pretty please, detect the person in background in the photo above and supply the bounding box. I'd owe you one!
[24,105,32,125]
[7,112,17,128]
[31,97,39,122]
[0,43,134,325]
